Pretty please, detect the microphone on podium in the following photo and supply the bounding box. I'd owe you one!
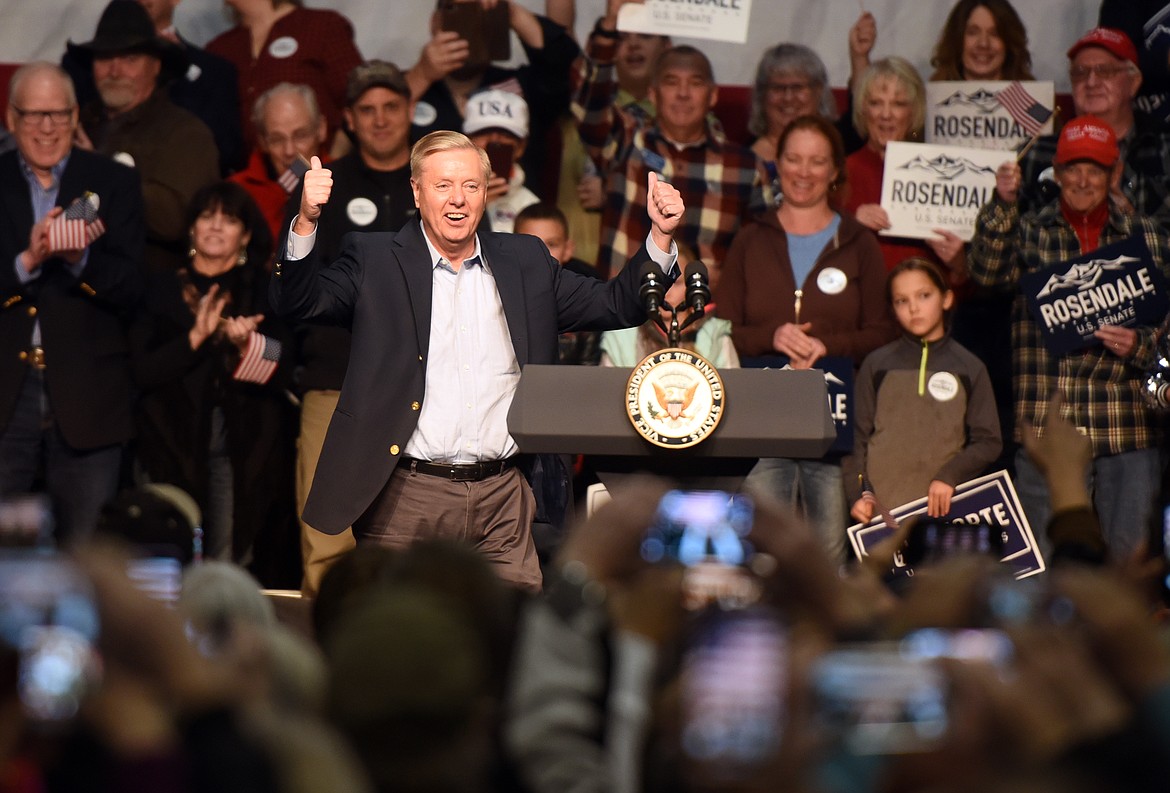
[638,261,666,316]
[684,261,711,315]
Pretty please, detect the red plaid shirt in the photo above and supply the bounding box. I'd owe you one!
[573,38,763,280]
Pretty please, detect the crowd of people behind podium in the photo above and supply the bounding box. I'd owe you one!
[4,0,1170,790]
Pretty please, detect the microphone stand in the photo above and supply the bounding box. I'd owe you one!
[649,299,705,348]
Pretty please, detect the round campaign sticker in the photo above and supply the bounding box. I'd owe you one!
[268,36,298,59]
[816,267,847,295]
[113,151,136,169]
[927,372,959,402]
[346,197,377,226]
[412,101,438,127]
[186,63,202,83]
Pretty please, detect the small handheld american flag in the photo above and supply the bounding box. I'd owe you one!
[278,155,311,195]
[996,82,1053,137]
[233,331,282,385]
[48,192,106,252]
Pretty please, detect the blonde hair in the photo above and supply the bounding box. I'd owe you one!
[409,130,490,182]
[852,57,926,141]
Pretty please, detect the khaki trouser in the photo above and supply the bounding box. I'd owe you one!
[296,389,355,596]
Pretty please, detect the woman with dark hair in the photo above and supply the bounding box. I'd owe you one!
[716,115,896,559]
[130,182,295,574]
[930,0,1034,81]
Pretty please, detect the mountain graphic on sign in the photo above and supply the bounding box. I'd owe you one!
[937,88,1000,113]
[898,154,996,181]
[1145,23,1170,48]
[1035,255,1137,297]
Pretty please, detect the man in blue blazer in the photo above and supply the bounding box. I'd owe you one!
[0,62,145,542]
[272,130,683,590]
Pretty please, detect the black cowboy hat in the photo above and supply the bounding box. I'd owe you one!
[66,1,187,79]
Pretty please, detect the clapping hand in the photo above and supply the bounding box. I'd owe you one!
[188,284,229,350]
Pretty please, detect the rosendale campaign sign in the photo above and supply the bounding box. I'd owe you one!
[846,470,1045,579]
[1019,236,1170,356]
[926,81,1055,151]
[879,142,1004,242]
[740,355,854,455]
[617,0,751,44]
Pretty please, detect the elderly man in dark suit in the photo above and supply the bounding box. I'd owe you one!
[272,130,683,590]
[0,62,145,542]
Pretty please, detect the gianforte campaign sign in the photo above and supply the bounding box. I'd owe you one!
[847,470,1045,580]
[1019,236,1170,355]
[617,0,751,43]
[926,81,1055,151]
[878,141,1004,242]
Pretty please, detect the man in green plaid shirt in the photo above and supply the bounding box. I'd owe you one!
[969,116,1168,561]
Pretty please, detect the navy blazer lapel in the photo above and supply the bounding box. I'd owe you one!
[0,154,33,239]
[394,220,435,359]
[57,152,92,208]
[484,233,529,366]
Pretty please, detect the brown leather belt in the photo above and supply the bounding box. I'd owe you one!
[399,457,513,482]
[21,346,46,370]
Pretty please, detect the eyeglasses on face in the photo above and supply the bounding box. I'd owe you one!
[1069,63,1133,83]
[12,107,74,127]
[766,82,813,96]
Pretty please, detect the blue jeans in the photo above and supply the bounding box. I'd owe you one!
[1014,447,1161,563]
[0,369,121,544]
[744,457,847,562]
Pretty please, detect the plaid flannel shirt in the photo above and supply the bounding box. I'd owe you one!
[968,197,1168,456]
[1018,112,1170,229]
[573,37,763,279]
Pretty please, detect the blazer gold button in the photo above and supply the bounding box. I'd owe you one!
[18,351,27,361]
[410,401,420,410]
[27,306,36,317]
[389,444,400,455]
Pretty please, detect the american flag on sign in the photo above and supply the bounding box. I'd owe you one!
[233,331,282,384]
[47,192,106,252]
[996,82,1053,137]
[277,156,310,194]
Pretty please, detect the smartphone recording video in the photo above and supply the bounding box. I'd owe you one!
[438,1,511,71]
[126,556,183,605]
[641,490,759,610]
[811,644,948,755]
[680,606,787,780]
[485,140,515,180]
[0,554,101,724]
[903,518,1003,568]
[0,494,54,548]
[812,628,1012,754]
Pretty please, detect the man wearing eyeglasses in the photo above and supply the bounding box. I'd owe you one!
[230,83,328,246]
[1018,28,1170,229]
[0,62,145,543]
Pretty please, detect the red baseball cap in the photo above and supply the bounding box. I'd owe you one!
[1067,27,1138,65]
[1055,115,1119,168]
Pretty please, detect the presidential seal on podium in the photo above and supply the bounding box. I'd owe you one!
[625,348,725,449]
